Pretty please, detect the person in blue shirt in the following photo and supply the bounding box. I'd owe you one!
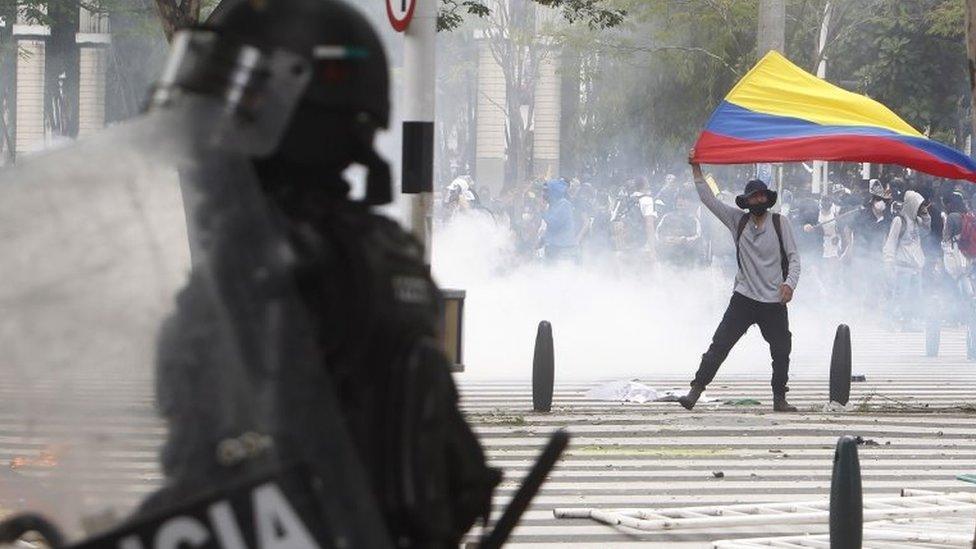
[539,178,579,262]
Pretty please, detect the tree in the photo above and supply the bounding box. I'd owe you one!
[827,0,968,147]
[0,0,222,160]
[436,23,479,183]
[481,0,549,187]
[437,0,626,188]
[540,0,971,185]
[152,0,202,41]
[438,0,624,31]
[967,0,976,149]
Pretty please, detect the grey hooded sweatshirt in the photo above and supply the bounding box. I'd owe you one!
[695,180,801,303]
[883,190,931,272]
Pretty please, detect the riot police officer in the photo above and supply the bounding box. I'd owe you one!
[147,0,499,547]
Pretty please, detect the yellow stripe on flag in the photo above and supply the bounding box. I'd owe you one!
[725,51,923,138]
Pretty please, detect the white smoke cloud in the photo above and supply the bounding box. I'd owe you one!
[432,211,877,382]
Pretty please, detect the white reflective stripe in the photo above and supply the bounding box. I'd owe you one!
[312,45,347,59]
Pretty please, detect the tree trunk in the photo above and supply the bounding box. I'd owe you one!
[967,0,976,156]
[153,0,203,42]
[0,2,14,163]
[46,4,80,138]
[505,98,522,187]
[757,0,786,58]
[0,93,12,164]
[559,47,580,178]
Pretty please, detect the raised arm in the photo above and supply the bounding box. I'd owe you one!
[689,155,740,230]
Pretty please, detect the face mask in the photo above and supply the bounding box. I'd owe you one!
[748,205,769,216]
[873,201,886,213]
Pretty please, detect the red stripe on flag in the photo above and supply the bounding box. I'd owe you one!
[692,131,976,183]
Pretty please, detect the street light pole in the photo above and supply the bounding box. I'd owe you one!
[402,0,436,266]
[967,0,976,158]
[757,0,785,196]
[812,2,832,194]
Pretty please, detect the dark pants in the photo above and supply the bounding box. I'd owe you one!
[692,292,792,397]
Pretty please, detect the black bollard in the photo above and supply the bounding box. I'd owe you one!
[532,321,554,413]
[830,435,863,549]
[829,324,852,406]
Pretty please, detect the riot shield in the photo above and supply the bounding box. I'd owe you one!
[0,103,391,548]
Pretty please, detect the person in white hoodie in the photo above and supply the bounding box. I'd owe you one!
[883,190,931,329]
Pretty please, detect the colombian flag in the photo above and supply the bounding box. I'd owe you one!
[693,51,976,183]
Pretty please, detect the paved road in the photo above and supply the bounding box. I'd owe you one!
[458,327,976,547]
[0,327,974,547]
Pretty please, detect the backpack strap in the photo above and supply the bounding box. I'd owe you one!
[736,213,789,282]
[771,213,789,281]
[735,213,749,272]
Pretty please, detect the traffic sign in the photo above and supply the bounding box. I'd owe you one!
[387,0,416,32]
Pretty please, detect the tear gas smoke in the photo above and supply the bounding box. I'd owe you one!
[432,210,885,381]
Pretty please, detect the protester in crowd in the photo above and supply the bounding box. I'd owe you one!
[801,183,854,297]
[790,192,822,264]
[511,183,545,257]
[943,192,970,278]
[656,182,704,267]
[432,160,975,353]
[538,178,579,262]
[778,189,794,217]
[853,180,892,256]
[442,175,495,224]
[680,152,801,412]
[634,176,658,261]
[849,179,893,308]
[580,183,615,259]
[442,176,476,221]
[655,173,680,216]
[883,189,931,330]
[607,177,656,262]
[707,189,739,275]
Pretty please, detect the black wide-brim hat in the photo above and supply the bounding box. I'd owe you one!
[735,179,778,209]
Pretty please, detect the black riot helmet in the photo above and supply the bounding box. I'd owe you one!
[208,0,389,128]
[153,0,392,204]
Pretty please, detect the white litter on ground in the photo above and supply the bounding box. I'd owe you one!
[585,380,717,404]
[585,380,659,403]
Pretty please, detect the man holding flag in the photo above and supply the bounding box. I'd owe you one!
[677,49,976,412]
[679,153,801,412]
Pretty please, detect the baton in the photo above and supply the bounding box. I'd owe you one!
[479,430,570,549]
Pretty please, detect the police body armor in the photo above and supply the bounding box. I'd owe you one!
[147,0,499,545]
[151,181,498,547]
[279,192,500,544]
[0,1,499,548]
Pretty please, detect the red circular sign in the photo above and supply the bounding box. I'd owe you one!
[387,0,416,32]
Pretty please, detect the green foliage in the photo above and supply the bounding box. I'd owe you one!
[828,0,968,146]
[549,0,972,178]
[438,0,491,31]
[532,0,625,29]
[438,0,625,32]
[555,0,761,177]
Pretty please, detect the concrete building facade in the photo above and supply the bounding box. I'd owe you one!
[473,1,563,195]
[474,37,507,195]
[13,5,48,155]
[4,2,110,159]
[77,7,111,137]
